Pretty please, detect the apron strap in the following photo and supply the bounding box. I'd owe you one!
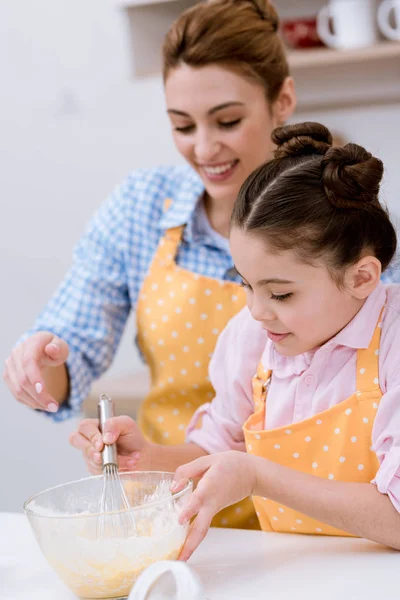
[355,305,385,393]
[252,364,271,413]
[158,198,185,266]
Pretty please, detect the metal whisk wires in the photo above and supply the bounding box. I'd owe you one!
[97,394,137,538]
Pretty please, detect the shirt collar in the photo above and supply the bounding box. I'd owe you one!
[328,282,387,350]
[158,168,204,241]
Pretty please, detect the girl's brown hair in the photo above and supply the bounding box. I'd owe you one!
[232,122,397,277]
[162,0,289,103]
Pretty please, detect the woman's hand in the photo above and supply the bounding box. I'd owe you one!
[172,451,257,561]
[3,331,69,412]
[69,416,149,475]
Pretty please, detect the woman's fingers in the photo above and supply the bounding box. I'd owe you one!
[20,349,59,411]
[4,355,38,409]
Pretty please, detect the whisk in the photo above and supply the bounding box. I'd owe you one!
[97,394,137,538]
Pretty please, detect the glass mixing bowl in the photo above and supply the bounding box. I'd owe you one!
[24,471,192,600]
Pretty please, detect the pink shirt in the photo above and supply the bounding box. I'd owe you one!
[187,283,400,513]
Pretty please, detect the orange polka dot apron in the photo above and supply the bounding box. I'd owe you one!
[243,308,384,535]
[136,200,258,529]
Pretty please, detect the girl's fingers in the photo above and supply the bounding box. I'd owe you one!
[173,455,213,489]
[178,509,213,562]
[76,419,103,451]
[69,431,96,455]
[87,461,102,475]
[178,491,206,524]
[179,469,220,524]
[102,416,138,443]
[70,436,102,469]
[119,452,142,471]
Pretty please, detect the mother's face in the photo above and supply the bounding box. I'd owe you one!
[165,63,295,207]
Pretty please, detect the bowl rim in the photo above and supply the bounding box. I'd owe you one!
[23,471,193,519]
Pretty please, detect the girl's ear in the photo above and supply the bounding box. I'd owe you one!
[345,256,381,299]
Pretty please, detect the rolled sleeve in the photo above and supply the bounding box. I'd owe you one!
[373,449,400,513]
[186,306,267,454]
[186,402,247,454]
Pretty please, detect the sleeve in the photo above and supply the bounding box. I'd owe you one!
[371,306,400,512]
[186,306,267,454]
[18,175,145,422]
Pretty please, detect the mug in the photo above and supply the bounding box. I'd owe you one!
[129,560,204,600]
[377,0,400,40]
[281,17,325,49]
[317,0,378,49]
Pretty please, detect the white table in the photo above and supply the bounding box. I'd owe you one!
[1,512,399,599]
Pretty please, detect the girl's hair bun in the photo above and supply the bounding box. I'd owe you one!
[272,122,333,160]
[321,144,384,209]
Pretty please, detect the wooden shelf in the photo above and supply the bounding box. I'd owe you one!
[114,0,400,112]
[288,41,400,70]
[116,0,179,6]
[288,41,400,111]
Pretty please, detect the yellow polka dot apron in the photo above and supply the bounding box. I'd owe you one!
[136,200,259,529]
[243,309,384,535]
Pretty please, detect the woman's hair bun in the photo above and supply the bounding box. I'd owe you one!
[321,144,384,209]
[272,122,333,159]
[250,0,279,31]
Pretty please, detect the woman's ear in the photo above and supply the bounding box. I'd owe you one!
[271,77,297,126]
[345,256,382,299]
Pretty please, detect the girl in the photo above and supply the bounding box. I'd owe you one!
[71,122,400,559]
[4,0,295,529]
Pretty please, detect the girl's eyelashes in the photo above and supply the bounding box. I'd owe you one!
[174,119,242,134]
[270,293,292,302]
[240,281,292,302]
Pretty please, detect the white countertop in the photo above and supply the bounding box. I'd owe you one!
[2,512,400,599]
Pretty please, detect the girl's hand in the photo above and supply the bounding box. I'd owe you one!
[69,416,148,475]
[172,451,257,561]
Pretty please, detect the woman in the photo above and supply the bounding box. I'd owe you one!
[5,0,295,528]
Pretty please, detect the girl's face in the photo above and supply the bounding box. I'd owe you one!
[165,64,295,207]
[230,228,367,357]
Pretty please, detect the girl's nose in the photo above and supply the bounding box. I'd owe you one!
[249,297,275,323]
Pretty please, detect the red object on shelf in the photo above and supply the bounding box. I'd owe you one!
[281,17,325,49]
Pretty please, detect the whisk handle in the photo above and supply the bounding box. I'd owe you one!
[98,394,118,467]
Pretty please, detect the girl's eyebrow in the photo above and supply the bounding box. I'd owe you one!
[234,267,294,286]
[258,278,294,286]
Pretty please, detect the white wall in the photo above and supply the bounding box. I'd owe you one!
[0,0,183,513]
[1,0,400,513]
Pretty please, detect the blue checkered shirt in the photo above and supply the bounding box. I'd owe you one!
[21,165,400,421]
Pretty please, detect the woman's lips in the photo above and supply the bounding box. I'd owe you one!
[199,160,239,182]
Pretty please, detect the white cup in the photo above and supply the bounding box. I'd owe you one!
[377,0,400,40]
[317,0,378,49]
[128,560,205,600]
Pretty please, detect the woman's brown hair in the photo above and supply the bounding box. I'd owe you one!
[232,122,397,278]
[162,0,289,103]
